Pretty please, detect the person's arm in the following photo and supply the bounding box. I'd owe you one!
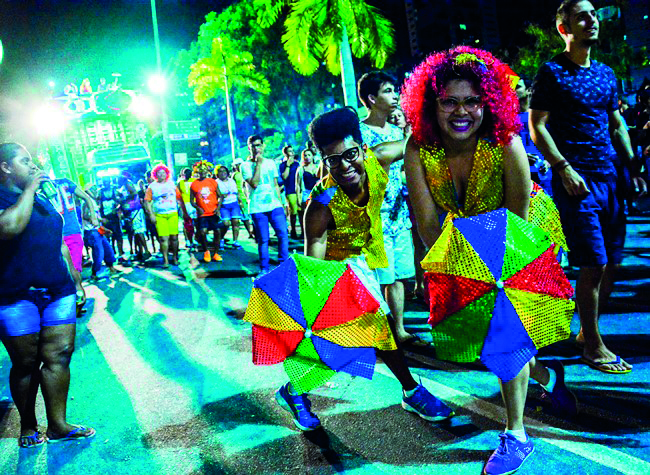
[529,109,589,196]
[404,136,441,248]
[246,158,264,188]
[502,136,531,221]
[73,186,99,227]
[0,172,46,240]
[143,187,156,224]
[371,138,408,173]
[281,161,291,181]
[303,199,332,259]
[609,108,648,196]
[274,178,284,207]
[295,167,303,201]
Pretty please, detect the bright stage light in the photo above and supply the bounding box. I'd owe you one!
[32,104,67,136]
[147,73,167,95]
[129,95,156,120]
[97,168,121,178]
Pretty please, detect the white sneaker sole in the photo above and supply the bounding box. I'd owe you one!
[401,401,454,422]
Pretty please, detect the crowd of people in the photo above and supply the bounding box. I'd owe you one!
[1,1,648,474]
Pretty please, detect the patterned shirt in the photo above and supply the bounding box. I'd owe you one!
[359,122,410,236]
[530,54,618,177]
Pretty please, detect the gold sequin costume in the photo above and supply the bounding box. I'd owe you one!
[419,139,574,378]
[420,139,567,249]
[311,150,388,269]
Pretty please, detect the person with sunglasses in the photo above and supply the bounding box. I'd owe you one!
[402,47,577,475]
[274,107,453,432]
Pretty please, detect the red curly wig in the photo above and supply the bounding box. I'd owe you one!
[401,46,521,147]
[151,163,171,182]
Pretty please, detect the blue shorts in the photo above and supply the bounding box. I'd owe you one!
[552,173,626,267]
[220,201,244,221]
[0,290,76,338]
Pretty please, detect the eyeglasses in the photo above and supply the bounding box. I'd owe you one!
[323,146,361,169]
[436,96,483,113]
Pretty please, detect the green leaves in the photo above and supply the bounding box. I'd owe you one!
[188,37,270,106]
[272,0,395,77]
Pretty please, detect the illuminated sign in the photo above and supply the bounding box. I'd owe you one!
[55,89,138,119]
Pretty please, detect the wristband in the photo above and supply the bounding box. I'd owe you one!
[552,159,571,172]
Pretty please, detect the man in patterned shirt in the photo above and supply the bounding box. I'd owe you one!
[358,71,421,347]
[530,0,646,374]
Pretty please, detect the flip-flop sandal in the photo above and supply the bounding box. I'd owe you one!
[48,425,96,443]
[19,431,46,448]
[580,355,632,374]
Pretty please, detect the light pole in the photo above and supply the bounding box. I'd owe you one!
[150,0,174,173]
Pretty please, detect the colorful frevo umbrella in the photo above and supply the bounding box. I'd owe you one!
[422,208,575,382]
[244,254,396,394]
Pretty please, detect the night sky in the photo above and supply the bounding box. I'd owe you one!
[0,0,233,97]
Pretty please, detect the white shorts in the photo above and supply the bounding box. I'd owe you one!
[376,227,415,285]
[346,255,390,315]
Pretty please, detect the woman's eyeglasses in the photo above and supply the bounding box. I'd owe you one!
[437,96,483,113]
[323,146,361,169]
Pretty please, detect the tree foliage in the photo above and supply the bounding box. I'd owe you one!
[187,36,269,106]
[504,18,647,83]
[174,1,343,142]
[253,0,395,77]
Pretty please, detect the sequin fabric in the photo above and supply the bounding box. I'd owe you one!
[420,139,504,217]
[529,182,569,252]
[311,150,388,269]
[245,254,395,394]
[419,142,575,381]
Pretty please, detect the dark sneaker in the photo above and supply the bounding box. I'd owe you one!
[275,383,321,431]
[402,384,454,421]
[483,433,534,475]
[540,360,578,417]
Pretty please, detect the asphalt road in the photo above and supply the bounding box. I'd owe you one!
[0,215,648,475]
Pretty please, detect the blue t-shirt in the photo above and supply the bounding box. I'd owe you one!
[279,161,300,195]
[53,178,82,237]
[530,54,618,177]
[0,185,75,298]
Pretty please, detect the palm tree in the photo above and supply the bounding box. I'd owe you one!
[188,36,270,163]
[254,0,395,108]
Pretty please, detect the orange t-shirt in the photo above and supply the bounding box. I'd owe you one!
[190,178,219,217]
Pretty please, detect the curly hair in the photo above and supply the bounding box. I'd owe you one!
[151,163,171,182]
[401,46,521,146]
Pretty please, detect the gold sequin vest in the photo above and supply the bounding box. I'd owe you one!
[420,139,504,217]
[311,150,388,269]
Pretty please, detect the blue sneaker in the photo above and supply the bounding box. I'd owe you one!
[401,384,454,421]
[483,433,535,475]
[540,360,578,417]
[275,383,321,431]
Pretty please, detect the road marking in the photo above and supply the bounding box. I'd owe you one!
[375,364,650,475]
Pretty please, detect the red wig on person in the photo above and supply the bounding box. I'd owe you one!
[151,163,171,182]
[401,46,521,147]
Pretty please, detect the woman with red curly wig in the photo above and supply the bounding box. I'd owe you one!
[403,47,577,475]
[144,164,183,268]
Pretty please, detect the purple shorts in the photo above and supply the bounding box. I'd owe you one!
[64,233,84,273]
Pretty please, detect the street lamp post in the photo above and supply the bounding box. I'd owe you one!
[150,0,174,173]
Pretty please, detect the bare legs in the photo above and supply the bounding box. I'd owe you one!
[2,323,83,440]
[159,236,170,266]
[500,357,549,430]
[575,265,631,372]
[384,280,412,342]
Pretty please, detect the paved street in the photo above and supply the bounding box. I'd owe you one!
[0,216,648,475]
